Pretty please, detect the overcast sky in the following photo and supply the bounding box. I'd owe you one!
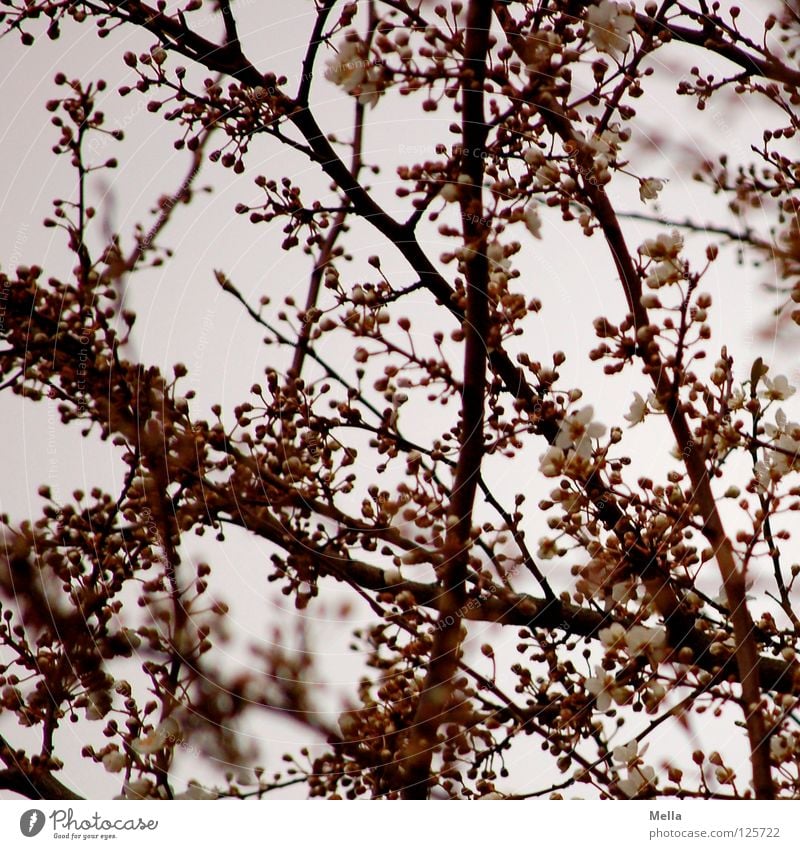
[1,1,797,799]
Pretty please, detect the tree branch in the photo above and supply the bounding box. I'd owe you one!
[392,1,492,799]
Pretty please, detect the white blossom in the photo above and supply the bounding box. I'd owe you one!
[539,445,566,477]
[522,31,562,71]
[611,579,639,604]
[487,241,506,265]
[728,388,746,410]
[524,203,542,238]
[760,374,796,401]
[639,231,683,261]
[597,126,625,154]
[639,177,664,202]
[645,259,683,289]
[585,666,627,712]
[587,2,636,61]
[613,740,640,764]
[325,37,367,93]
[555,405,606,459]
[124,779,154,799]
[771,735,793,761]
[325,35,381,106]
[599,622,626,649]
[133,729,166,755]
[132,718,179,755]
[356,76,381,108]
[618,764,656,797]
[625,624,667,659]
[624,391,647,426]
[759,408,800,481]
[102,751,126,773]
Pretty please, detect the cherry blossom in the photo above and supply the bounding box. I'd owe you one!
[639,231,683,261]
[625,625,667,661]
[585,666,628,711]
[618,764,657,797]
[102,751,126,773]
[599,622,627,649]
[539,445,566,477]
[612,740,641,765]
[639,178,664,203]
[555,405,606,459]
[522,31,562,72]
[325,35,381,106]
[760,374,796,402]
[325,37,368,93]
[586,2,636,61]
[623,391,647,425]
[645,259,683,289]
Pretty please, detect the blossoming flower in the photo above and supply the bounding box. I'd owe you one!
[645,259,683,289]
[133,729,166,755]
[585,667,614,711]
[585,666,628,711]
[599,622,626,649]
[587,2,636,61]
[618,764,657,797]
[539,445,566,477]
[755,408,800,485]
[123,779,154,799]
[534,163,560,188]
[638,231,683,261]
[613,740,641,765]
[102,750,126,773]
[523,147,544,166]
[624,391,647,425]
[611,579,639,604]
[555,405,606,459]
[325,37,367,92]
[771,735,793,761]
[132,717,180,755]
[625,624,667,660]
[522,30,562,72]
[728,387,746,410]
[588,125,626,158]
[760,374,796,401]
[325,35,382,106]
[639,177,664,202]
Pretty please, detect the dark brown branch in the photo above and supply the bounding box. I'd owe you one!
[393,1,492,799]
[644,13,800,88]
[297,0,338,105]
[0,736,83,801]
